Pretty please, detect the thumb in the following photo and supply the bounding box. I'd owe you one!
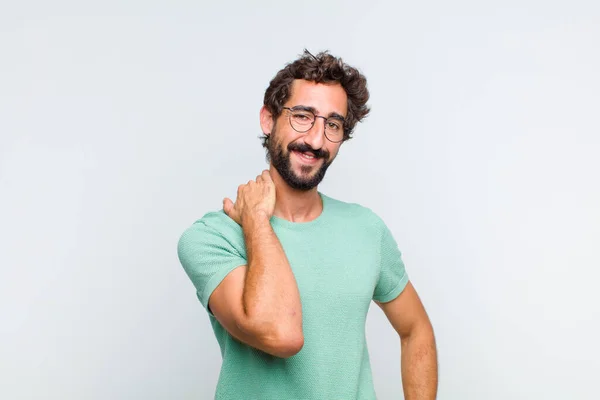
[223,197,233,215]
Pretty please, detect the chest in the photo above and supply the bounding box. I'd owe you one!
[276,227,381,311]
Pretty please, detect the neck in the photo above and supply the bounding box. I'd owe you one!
[269,165,323,223]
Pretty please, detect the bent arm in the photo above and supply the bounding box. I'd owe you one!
[210,213,303,357]
[241,212,304,346]
[376,281,438,399]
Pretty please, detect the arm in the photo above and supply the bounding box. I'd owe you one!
[376,281,438,399]
[209,171,304,358]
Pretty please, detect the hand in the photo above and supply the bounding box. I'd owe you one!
[223,170,276,226]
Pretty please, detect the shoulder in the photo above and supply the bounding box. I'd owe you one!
[177,210,243,254]
[321,193,386,230]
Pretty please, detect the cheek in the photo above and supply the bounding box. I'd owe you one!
[271,127,291,148]
[328,144,342,159]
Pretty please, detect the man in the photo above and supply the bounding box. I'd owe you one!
[177,50,438,400]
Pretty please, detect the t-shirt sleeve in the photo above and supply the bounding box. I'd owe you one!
[177,220,247,315]
[372,219,410,303]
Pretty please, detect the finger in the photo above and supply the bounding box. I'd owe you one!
[256,174,263,182]
[223,198,234,215]
[262,170,272,182]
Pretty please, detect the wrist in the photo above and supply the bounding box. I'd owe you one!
[242,210,271,228]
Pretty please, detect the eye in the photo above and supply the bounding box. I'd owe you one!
[327,121,342,131]
[292,112,313,123]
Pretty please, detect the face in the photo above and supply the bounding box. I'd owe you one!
[261,80,348,191]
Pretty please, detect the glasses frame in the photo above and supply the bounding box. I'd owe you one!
[282,106,346,143]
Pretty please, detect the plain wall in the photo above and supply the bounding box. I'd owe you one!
[1,1,599,399]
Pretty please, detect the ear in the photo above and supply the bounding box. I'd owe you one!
[260,106,274,135]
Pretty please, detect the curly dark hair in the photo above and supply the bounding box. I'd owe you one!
[261,49,370,149]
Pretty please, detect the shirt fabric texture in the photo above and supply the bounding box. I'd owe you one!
[177,192,409,400]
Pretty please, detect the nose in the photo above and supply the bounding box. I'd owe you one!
[303,116,326,150]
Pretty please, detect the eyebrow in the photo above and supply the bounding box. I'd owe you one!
[291,105,346,122]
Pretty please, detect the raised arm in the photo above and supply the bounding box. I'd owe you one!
[209,170,304,358]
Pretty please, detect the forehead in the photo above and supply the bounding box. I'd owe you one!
[287,79,348,116]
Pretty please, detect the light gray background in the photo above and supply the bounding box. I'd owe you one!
[1,1,599,399]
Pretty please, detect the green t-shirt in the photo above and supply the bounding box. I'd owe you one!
[177,192,409,400]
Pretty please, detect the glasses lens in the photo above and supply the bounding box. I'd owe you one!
[289,110,314,132]
[324,119,345,142]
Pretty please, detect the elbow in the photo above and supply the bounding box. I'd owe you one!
[257,325,304,358]
[400,320,435,344]
[237,318,304,358]
[270,330,304,358]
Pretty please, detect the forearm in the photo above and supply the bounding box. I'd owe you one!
[401,324,438,399]
[240,212,303,337]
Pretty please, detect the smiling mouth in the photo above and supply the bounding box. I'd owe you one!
[292,150,320,164]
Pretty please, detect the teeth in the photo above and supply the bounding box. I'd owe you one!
[294,151,316,160]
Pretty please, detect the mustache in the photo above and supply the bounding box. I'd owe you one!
[288,143,329,159]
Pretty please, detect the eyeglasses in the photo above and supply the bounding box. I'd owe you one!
[282,106,346,143]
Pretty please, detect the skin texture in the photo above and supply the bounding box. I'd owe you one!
[211,79,438,396]
[216,170,304,358]
[261,80,347,220]
[376,282,438,399]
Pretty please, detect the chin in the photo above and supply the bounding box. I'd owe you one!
[294,167,319,178]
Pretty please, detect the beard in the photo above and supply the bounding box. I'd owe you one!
[267,126,334,191]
